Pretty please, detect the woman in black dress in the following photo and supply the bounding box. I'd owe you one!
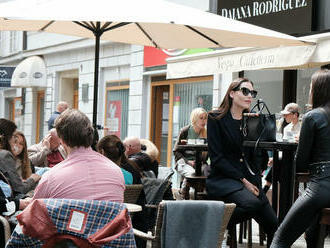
[206,78,278,247]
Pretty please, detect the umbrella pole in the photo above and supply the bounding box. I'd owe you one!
[92,22,101,128]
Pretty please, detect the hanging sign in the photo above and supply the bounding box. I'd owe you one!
[0,66,15,87]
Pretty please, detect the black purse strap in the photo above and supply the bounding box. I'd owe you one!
[250,99,271,115]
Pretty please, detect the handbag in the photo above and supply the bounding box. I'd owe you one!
[241,99,276,142]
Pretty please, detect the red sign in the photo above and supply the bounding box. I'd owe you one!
[106,100,122,138]
[144,47,169,67]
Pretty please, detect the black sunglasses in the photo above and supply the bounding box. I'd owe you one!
[237,87,258,98]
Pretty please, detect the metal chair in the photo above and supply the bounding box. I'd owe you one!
[134,201,236,248]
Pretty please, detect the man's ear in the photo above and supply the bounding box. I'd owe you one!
[99,149,104,155]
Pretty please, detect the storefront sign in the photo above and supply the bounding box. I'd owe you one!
[106,100,122,138]
[0,66,15,87]
[218,0,312,34]
[167,44,318,79]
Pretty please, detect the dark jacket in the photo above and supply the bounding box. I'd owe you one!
[0,171,19,214]
[206,111,268,198]
[0,150,36,196]
[295,107,330,172]
[47,111,60,130]
[128,152,158,178]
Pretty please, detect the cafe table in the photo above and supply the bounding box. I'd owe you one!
[175,144,208,199]
[243,141,298,223]
[125,203,142,213]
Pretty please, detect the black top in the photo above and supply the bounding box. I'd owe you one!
[121,161,142,184]
[206,111,268,198]
[128,152,159,178]
[295,107,330,171]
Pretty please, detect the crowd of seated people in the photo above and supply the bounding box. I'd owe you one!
[3,72,330,248]
[0,107,162,247]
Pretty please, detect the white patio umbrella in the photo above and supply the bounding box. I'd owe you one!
[0,0,309,127]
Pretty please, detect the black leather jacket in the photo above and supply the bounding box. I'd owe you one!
[295,107,330,172]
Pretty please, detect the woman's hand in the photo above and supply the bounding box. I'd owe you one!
[241,178,259,196]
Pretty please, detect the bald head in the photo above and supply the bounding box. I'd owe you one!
[56,101,69,113]
[123,137,141,156]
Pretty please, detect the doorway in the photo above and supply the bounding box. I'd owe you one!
[59,70,79,109]
[150,85,170,166]
[36,90,45,143]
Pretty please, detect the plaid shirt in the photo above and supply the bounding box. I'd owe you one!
[6,199,136,247]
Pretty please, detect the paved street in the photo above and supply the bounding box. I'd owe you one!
[229,219,330,248]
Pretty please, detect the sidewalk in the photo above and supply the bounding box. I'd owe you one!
[230,219,330,248]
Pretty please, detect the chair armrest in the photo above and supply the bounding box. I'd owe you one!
[133,228,155,241]
[145,204,158,209]
[0,215,11,243]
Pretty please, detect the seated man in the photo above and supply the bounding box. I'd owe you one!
[28,128,67,168]
[123,137,158,177]
[33,109,125,202]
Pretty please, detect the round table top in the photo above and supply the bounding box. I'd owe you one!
[125,203,142,213]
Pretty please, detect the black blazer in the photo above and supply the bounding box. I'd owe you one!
[206,111,267,198]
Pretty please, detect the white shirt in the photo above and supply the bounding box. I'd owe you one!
[283,121,301,141]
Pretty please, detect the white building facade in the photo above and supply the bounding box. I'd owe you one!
[0,0,214,169]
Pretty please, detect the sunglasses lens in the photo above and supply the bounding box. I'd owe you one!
[241,87,249,96]
[240,87,258,98]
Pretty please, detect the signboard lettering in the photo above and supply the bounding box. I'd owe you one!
[0,66,15,87]
[218,0,312,35]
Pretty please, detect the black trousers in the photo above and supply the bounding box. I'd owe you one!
[270,176,330,248]
[215,187,278,247]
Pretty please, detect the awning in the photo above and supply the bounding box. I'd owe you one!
[11,56,47,87]
[167,33,330,79]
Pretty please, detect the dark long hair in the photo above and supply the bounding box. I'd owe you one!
[97,135,126,165]
[0,118,17,153]
[14,131,32,179]
[310,69,330,109]
[214,78,253,119]
[97,135,142,173]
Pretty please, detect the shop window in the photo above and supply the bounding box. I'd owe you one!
[150,76,212,168]
[105,87,129,140]
[170,80,212,166]
[172,80,213,139]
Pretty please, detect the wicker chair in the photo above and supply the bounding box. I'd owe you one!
[124,184,144,204]
[134,201,236,248]
[0,215,11,247]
